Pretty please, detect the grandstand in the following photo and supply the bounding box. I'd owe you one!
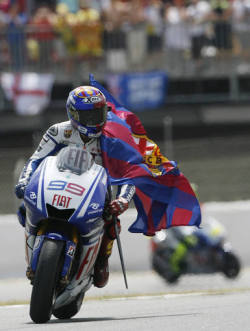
[0,0,249,213]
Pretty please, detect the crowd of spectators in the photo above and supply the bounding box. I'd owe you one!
[0,0,250,72]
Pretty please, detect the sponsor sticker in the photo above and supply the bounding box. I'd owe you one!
[88,208,103,215]
[52,194,72,208]
[90,202,100,210]
[64,129,72,138]
[30,192,37,200]
[67,245,75,257]
[83,96,101,103]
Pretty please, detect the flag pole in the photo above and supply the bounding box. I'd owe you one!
[107,185,128,289]
[113,214,128,289]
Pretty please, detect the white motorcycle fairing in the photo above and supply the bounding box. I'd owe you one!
[24,146,109,310]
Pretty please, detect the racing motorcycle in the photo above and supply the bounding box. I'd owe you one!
[23,145,113,323]
[151,217,241,284]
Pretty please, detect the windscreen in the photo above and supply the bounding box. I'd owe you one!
[57,146,93,175]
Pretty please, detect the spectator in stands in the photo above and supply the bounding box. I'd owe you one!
[53,2,77,72]
[102,0,146,70]
[186,0,213,66]
[53,1,102,73]
[57,0,78,13]
[27,4,56,69]
[5,0,28,71]
[35,0,56,9]
[231,0,250,58]
[0,0,11,13]
[126,0,147,65]
[74,0,102,57]
[163,0,191,73]
[143,0,164,53]
[0,0,8,25]
[0,2,8,69]
[210,0,233,51]
[101,0,130,71]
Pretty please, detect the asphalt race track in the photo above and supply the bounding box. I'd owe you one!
[0,201,250,330]
[0,273,250,331]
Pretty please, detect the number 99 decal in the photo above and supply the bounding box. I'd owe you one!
[47,180,85,196]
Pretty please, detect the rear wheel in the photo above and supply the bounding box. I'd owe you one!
[30,239,64,323]
[53,291,85,319]
[222,252,241,279]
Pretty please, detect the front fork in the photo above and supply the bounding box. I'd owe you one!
[25,219,79,285]
[25,217,104,288]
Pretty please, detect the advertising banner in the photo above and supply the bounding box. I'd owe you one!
[107,71,168,111]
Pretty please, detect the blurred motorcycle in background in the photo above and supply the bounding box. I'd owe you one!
[151,216,241,284]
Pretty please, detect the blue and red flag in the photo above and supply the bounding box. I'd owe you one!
[89,74,201,236]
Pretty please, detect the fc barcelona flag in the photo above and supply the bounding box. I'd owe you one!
[89,74,201,236]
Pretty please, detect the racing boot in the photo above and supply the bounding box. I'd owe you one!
[93,217,121,288]
[93,192,132,288]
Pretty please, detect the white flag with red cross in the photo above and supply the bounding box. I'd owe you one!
[0,72,54,115]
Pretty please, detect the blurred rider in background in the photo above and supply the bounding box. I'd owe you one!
[15,85,136,288]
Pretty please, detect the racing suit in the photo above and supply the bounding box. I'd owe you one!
[15,120,135,288]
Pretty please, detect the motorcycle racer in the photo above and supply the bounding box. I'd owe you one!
[15,85,135,288]
[151,215,240,283]
[15,75,202,292]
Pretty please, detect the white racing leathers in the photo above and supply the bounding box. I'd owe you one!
[19,120,135,199]
[19,121,103,183]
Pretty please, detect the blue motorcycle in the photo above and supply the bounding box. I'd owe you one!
[151,218,241,284]
[23,145,109,323]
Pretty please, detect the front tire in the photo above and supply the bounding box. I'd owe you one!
[30,239,64,323]
[152,250,180,284]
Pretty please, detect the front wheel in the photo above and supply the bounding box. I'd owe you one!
[30,239,64,323]
[152,250,180,284]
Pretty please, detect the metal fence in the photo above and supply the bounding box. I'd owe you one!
[1,20,250,81]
